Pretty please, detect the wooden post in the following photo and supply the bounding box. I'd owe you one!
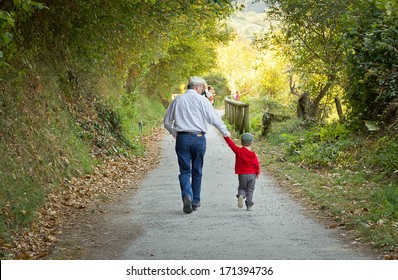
[224,97,250,133]
[243,106,249,133]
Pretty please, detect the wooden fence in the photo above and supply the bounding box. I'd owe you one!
[224,97,250,134]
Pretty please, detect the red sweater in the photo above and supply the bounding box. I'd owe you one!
[224,136,260,176]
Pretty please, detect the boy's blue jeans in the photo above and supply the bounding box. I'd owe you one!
[175,132,206,207]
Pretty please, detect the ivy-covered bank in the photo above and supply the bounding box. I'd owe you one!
[0,0,235,258]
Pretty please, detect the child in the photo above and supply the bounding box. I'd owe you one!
[224,133,260,211]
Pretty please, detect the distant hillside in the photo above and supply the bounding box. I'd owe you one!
[238,0,267,12]
[230,0,268,41]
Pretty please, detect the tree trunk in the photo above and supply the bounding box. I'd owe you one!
[262,112,272,136]
[334,97,344,122]
[297,91,310,119]
[309,75,336,120]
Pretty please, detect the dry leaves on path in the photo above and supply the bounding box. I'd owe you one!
[3,128,164,259]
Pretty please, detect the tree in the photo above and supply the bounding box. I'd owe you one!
[0,0,46,62]
[216,36,260,96]
[1,0,235,101]
[344,0,398,125]
[258,0,350,121]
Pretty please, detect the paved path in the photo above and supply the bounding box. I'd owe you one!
[122,121,371,260]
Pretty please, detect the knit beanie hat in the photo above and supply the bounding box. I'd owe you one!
[241,133,254,146]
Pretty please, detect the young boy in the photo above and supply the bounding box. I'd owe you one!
[224,133,260,211]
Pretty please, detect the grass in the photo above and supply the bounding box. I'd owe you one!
[226,97,398,258]
[254,119,398,256]
[118,93,165,154]
[0,73,97,248]
[0,64,166,256]
[0,148,45,239]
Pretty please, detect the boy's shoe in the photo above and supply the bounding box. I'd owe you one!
[247,205,252,211]
[237,195,244,208]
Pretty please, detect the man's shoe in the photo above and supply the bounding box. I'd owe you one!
[237,195,244,208]
[247,205,252,211]
[192,205,199,211]
[183,196,193,214]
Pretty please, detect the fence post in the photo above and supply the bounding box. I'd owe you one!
[224,97,250,133]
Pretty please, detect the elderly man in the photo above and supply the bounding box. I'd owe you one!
[164,76,230,214]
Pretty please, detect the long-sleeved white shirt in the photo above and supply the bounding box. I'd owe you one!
[163,89,229,137]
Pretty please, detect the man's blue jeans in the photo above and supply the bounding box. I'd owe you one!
[175,133,206,207]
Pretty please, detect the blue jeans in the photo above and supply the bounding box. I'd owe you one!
[175,133,206,206]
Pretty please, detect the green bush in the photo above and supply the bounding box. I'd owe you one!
[249,111,263,132]
[266,118,305,144]
[296,140,353,167]
[368,136,398,174]
[317,123,350,142]
[118,92,165,155]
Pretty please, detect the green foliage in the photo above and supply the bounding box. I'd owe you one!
[318,123,350,142]
[253,50,290,101]
[257,0,398,125]
[1,1,237,248]
[264,119,352,167]
[372,182,398,220]
[118,92,165,154]
[364,135,398,174]
[344,1,398,123]
[216,37,260,94]
[261,116,398,251]
[0,0,46,61]
[265,118,305,146]
[243,95,294,133]
[260,0,348,120]
[0,148,45,233]
[203,71,229,107]
[0,69,96,242]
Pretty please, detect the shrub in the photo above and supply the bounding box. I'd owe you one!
[365,135,398,174]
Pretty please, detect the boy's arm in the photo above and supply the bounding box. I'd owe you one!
[224,136,239,153]
[253,154,260,177]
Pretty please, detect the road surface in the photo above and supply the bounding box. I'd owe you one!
[121,123,371,260]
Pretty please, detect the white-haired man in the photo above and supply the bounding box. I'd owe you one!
[164,76,230,214]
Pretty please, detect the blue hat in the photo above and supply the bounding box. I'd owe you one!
[241,133,254,146]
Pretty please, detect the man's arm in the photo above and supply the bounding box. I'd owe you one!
[204,102,230,137]
[163,100,177,137]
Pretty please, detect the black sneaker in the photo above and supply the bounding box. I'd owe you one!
[182,196,193,214]
[192,205,200,211]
